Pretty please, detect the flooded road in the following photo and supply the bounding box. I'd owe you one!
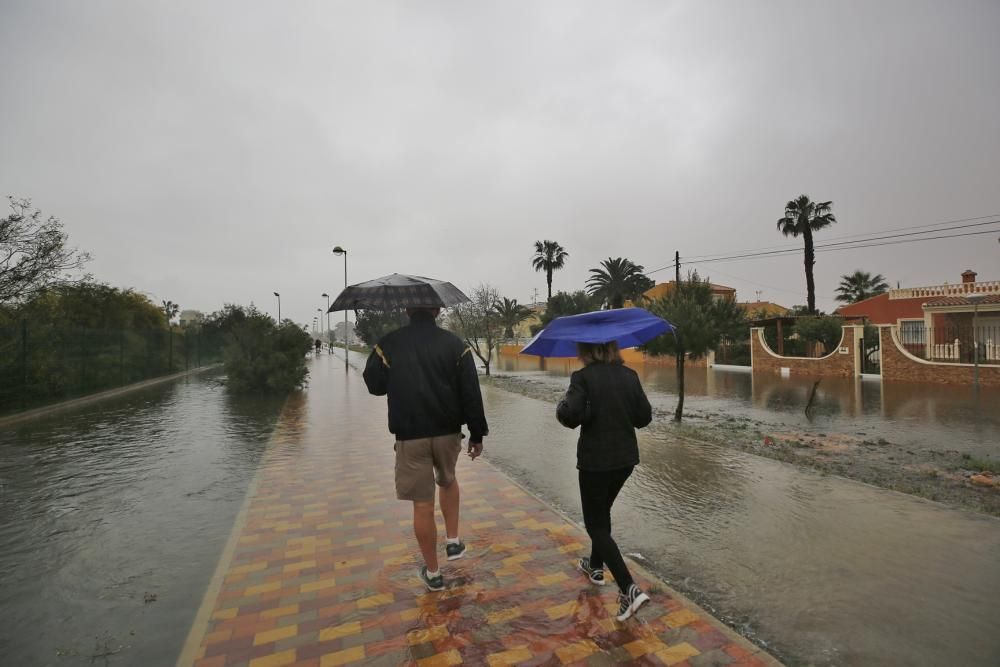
[0,369,286,666]
[484,358,1000,665]
[496,355,1000,459]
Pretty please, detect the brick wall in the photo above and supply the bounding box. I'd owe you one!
[503,344,711,367]
[750,326,862,378]
[878,325,1000,387]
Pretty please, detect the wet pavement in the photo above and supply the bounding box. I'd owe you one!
[180,358,776,667]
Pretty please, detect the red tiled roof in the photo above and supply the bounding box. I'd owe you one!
[923,295,1000,307]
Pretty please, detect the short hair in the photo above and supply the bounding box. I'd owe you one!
[577,341,623,365]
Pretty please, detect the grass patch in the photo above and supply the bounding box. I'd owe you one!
[960,456,999,473]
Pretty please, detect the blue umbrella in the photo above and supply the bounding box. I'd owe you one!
[521,307,674,358]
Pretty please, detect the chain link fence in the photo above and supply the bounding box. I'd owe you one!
[0,321,224,415]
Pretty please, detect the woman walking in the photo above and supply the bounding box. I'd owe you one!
[557,341,653,621]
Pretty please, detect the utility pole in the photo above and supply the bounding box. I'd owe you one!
[674,250,684,422]
[756,290,762,302]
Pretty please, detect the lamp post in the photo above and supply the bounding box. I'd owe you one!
[273,292,281,322]
[317,308,324,345]
[322,293,330,348]
[332,246,348,371]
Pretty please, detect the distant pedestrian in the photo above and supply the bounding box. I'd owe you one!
[363,307,488,592]
[557,341,653,621]
[314,338,322,354]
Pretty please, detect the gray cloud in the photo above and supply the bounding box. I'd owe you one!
[2,0,998,324]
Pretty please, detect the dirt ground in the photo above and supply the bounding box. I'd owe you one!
[483,374,1000,518]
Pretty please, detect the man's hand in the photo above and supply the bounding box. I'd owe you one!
[467,441,483,460]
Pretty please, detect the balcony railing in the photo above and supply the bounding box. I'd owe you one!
[890,280,1000,300]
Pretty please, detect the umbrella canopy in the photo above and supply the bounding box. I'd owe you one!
[328,273,470,312]
[521,307,674,358]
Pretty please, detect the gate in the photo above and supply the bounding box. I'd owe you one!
[862,325,881,374]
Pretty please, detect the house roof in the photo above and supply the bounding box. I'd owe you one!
[737,301,790,316]
[923,295,1000,307]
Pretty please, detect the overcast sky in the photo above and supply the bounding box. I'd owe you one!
[2,0,998,326]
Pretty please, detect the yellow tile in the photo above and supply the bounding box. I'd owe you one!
[502,554,531,566]
[300,577,337,593]
[558,542,584,553]
[400,607,425,622]
[248,648,296,667]
[417,649,462,666]
[231,561,268,575]
[545,600,577,620]
[513,519,540,529]
[211,607,239,620]
[283,559,317,573]
[399,519,412,526]
[471,520,496,529]
[407,624,449,645]
[384,554,415,566]
[244,581,281,597]
[346,536,375,547]
[623,638,666,658]
[357,592,393,609]
[253,624,298,645]
[538,572,569,586]
[262,604,299,619]
[656,642,701,665]
[320,645,366,667]
[502,510,526,518]
[342,508,366,516]
[334,558,366,570]
[358,519,384,527]
[663,608,701,628]
[486,607,522,624]
[379,542,407,554]
[316,521,344,530]
[487,647,533,667]
[555,639,599,664]
[318,620,361,641]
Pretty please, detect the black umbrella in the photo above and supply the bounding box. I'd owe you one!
[328,273,470,312]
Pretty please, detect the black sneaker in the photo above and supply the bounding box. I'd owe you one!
[445,541,467,561]
[419,566,445,592]
[616,583,650,621]
[577,557,606,586]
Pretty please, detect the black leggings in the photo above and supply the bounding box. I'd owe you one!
[579,466,634,593]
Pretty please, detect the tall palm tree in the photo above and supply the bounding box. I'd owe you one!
[161,299,179,323]
[835,270,889,303]
[777,195,836,314]
[493,297,532,339]
[585,257,654,309]
[531,240,568,301]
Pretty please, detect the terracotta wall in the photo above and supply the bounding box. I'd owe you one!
[501,344,710,367]
[878,325,1000,387]
[750,326,862,378]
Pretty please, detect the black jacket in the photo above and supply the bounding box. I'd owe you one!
[556,361,652,471]
[363,313,488,443]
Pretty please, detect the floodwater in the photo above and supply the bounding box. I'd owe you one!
[485,355,1000,665]
[497,354,1000,458]
[0,369,287,666]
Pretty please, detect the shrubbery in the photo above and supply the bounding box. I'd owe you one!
[207,305,312,393]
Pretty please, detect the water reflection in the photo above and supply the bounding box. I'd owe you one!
[0,370,286,666]
[498,352,1000,457]
[480,383,1000,666]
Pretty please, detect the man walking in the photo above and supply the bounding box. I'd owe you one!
[363,307,488,592]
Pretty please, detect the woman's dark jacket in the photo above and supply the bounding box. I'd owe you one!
[556,362,652,471]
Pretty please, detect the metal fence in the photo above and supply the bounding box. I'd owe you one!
[898,325,1000,364]
[0,321,224,415]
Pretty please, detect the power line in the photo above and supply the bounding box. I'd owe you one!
[680,213,1000,262]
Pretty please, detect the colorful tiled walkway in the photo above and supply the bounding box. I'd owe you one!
[178,358,780,667]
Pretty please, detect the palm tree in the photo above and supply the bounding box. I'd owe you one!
[835,270,889,304]
[161,299,179,323]
[585,257,654,309]
[493,297,532,339]
[776,195,836,314]
[531,240,568,301]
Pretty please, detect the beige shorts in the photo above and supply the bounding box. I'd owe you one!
[394,433,463,502]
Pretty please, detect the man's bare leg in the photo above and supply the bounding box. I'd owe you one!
[413,501,439,572]
[439,479,460,540]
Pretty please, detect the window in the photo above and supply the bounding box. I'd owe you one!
[899,320,925,344]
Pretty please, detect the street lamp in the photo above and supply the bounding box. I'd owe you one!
[332,246,348,372]
[317,308,324,344]
[273,292,281,322]
[322,293,331,348]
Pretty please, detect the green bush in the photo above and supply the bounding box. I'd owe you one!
[792,316,843,355]
[214,305,312,393]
